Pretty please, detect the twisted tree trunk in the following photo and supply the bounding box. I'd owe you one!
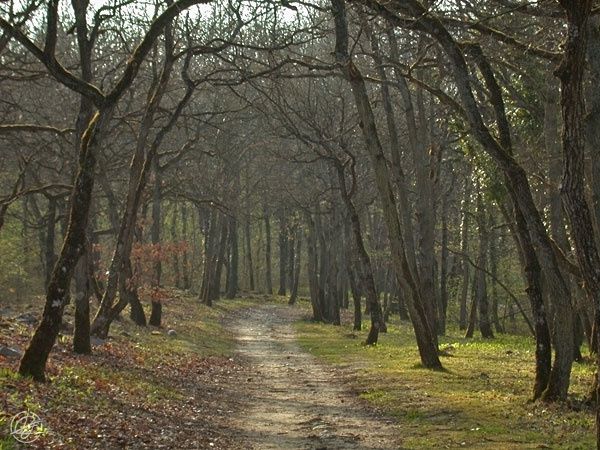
[330,0,441,368]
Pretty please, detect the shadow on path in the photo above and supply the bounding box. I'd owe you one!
[229,304,404,450]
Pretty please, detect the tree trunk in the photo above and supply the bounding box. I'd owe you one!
[181,204,191,289]
[149,301,162,327]
[556,0,600,436]
[465,275,477,339]
[384,23,439,344]
[585,16,600,246]
[73,248,91,354]
[19,109,111,381]
[264,207,273,295]
[335,161,383,344]
[171,203,181,288]
[381,0,573,398]
[413,86,439,340]
[489,230,504,334]
[90,13,186,338]
[148,156,163,326]
[439,191,450,336]
[316,210,329,321]
[122,255,146,326]
[306,212,323,322]
[287,224,295,298]
[288,229,301,305]
[278,209,288,296]
[349,264,362,331]
[226,216,239,299]
[244,218,255,291]
[44,197,57,289]
[200,210,218,306]
[211,218,229,301]
[476,195,494,339]
[13,0,204,383]
[151,159,162,287]
[330,0,441,369]
[459,178,471,330]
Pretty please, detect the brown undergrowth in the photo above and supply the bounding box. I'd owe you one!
[0,291,259,449]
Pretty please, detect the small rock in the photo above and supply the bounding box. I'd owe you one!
[151,330,162,335]
[91,337,105,346]
[167,329,177,336]
[16,312,38,325]
[0,346,22,358]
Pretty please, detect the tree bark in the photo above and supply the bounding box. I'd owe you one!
[149,155,163,326]
[459,178,471,330]
[288,228,301,305]
[368,0,573,396]
[278,209,288,296]
[331,0,441,368]
[19,109,111,381]
[264,206,273,295]
[475,193,494,339]
[211,217,229,301]
[181,203,191,289]
[171,203,181,288]
[226,216,239,299]
[335,160,384,344]
[439,189,450,336]
[43,197,57,289]
[287,224,296,298]
[348,264,362,331]
[465,275,477,339]
[585,16,600,245]
[306,212,323,322]
[556,1,600,439]
[489,229,504,334]
[91,15,178,338]
[244,218,255,291]
[200,210,218,306]
[73,246,91,354]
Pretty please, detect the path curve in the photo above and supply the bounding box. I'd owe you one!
[230,304,404,450]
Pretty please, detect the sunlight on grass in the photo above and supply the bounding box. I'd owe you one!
[295,317,595,449]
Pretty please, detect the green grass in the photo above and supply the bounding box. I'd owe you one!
[0,436,18,450]
[295,317,595,449]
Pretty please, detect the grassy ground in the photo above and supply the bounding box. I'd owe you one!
[295,310,595,449]
[0,291,265,449]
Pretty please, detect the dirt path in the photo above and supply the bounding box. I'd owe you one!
[229,304,404,450]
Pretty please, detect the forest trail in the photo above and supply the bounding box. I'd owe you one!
[229,304,403,450]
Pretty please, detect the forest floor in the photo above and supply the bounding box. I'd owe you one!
[295,314,596,449]
[228,304,403,449]
[0,293,596,449]
[0,292,253,449]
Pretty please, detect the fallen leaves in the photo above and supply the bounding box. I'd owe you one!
[0,293,249,449]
